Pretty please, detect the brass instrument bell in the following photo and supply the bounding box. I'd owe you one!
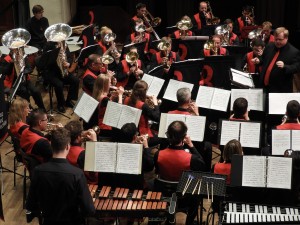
[1,28,31,49]
[135,24,146,33]
[176,19,193,31]
[103,33,116,43]
[143,9,161,27]
[125,51,139,65]
[157,40,171,51]
[100,55,114,65]
[248,28,262,40]
[44,23,72,42]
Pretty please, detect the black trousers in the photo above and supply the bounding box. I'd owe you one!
[17,80,45,109]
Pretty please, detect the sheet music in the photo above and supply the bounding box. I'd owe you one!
[239,122,261,148]
[230,68,254,88]
[267,157,292,189]
[292,130,300,151]
[185,116,206,142]
[163,79,194,102]
[74,92,99,123]
[196,86,215,109]
[116,143,143,175]
[269,93,300,114]
[94,142,117,172]
[143,75,165,97]
[220,120,240,145]
[210,88,231,112]
[231,89,263,111]
[141,73,153,86]
[272,130,291,155]
[242,156,266,187]
[103,101,123,127]
[118,105,142,129]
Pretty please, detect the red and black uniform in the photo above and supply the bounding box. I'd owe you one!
[242,51,262,73]
[116,59,144,90]
[191,12,211,35]
[20,127,52,163]
[82,68,99,95]
[9,121,29,139]
[229,32,240,46]
[202,47,228,56]
[129,32,151,53]
[97,96,112,132]
[149,51,180,71]
[213,162,232,185]
[124,97,160,137]
[276,121,300,130]
[264,34,275,44]
[170,30,193,39]
[168,108,191,115]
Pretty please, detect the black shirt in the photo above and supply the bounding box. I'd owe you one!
[26,16,49,48]
[26,158,95,225]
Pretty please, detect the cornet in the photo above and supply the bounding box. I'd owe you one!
[81,126,100,142]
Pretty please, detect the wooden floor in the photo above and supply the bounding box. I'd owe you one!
[0,72,221,225]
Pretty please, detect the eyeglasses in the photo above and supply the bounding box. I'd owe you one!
[41,118,48,122]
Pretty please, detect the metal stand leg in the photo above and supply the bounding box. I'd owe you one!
[47,86,70,119]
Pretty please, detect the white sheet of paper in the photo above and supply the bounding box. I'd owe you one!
[118,105,142,129]
[185,115,206,142]
[267,157,292,189]
[292,130,300,151]
[230,68,254,88]
[231,89,263,111]
[220,120,240,145]
[269,93,300,114]
[210,88,231,112]
[196,85,215,109]
[94,142,117,172]
[272,130,291,155]
[74,92,99,123]
[242,156,266,187]
[163,79,193,102]
[103,101,123,127]
[239,122,261,148]
[147,77,165,97]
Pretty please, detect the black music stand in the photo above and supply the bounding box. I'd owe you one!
[39,48,70,119]
[79,24,95,47]
[225,45,251,70]
[75,44,100,63]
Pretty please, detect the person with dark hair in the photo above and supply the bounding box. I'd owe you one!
[20,108,52,163]
[233,5,255,40]
[242,38,264,74]
[64,120,98,184]
[277,100,300,130]
[230,97,249,121]
[26,127,95,225]
[213,139,243,184]
[130,3,153,33]
[223,18,239,46]
[26,4,49,50]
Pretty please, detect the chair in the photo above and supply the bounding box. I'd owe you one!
[154,177,179,197]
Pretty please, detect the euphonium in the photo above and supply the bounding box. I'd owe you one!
[104,33,120,60]
[134,24,146,43]
[44,23,72,78]
[1,28,31,76]
[157,40,172,68]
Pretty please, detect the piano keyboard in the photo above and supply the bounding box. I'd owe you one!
[221,202,300,224]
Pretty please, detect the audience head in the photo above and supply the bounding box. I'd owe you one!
[286,100,300,120]
[27,108,48,131]
[51,128,71,155]
[233,97,248,119]
[8,97,30,125]
[120,123,138,143]
[274,27,289,48]
[223,139,243,163]
[32,5,44,19]
[65,120,83,145]
[92,74,111,100]
[166,121,187,146]
[177,87,191,106]
[129,80,148,106]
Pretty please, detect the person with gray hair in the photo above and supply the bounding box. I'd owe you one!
[168,87,199,115]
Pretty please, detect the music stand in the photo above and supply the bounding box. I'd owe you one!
[79,24,95,48]
[75,44,100,63]
[39,48,70,119]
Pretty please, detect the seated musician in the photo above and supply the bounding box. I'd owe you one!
[149,37,180,74]
[124,80,160,139]
[223,18,240,45]
[1,49,46,110]
[8,97,30,139]
[41,41,80,113]
[233,5,255,40]
[170,15,194,39]
[242,38,264,74]
[229,97,250,121]
[277,100,300,130]
[20,109,53,163]
[64,120,98,184]
[191,1,213,35]
[116,46,145,90]
[261,21,275,45]
[92,74,124,137]
[213,139,243,185]
[26,128,95,225]
[200,35,229,57]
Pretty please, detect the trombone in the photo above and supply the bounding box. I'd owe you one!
[142,9,161,40]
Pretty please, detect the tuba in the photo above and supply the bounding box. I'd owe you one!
[1,28,31,76]
[44,23,72,78]
[215,24,230,46]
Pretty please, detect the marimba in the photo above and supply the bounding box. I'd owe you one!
[88,185,176,221]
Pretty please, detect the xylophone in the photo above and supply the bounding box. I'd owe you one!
[88,185,177,222]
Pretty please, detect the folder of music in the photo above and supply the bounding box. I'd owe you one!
[73,92,99,123]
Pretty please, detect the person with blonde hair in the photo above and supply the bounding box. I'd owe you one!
[8,97,30,139]
[261,21,274,44]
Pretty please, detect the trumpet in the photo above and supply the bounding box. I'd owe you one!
[145,95,161,109]
[46,122,63,133]
[204,40,218,55]
[157,40,172,69]
[126,51,141,79]
[81,126,100,141]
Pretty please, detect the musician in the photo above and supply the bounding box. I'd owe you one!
[213,139,243,184]
[8,97,30,139]
[26,128,95,225]
[242,38,264,74]
[116,46,145,90]
[1,50,46,110]
[25,5,49,50]
[20,109,52,163]
[277,100,300,130]
[170,16,194,39]
[191,1,213,34]
[257,27,300,93]
[223,19,239,46]
[261,21,275,44]
[64,120,98,184]
[149,37,180,74]
[130,3,152,33]
[233,5,255,40]
[230,97,250,121]
[42,41,80,113]
[92,74,124,136]
[200,35,229,57]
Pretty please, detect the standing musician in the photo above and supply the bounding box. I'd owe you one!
[41,41,80,113]
[191,1,213,34]
[242,38,265,74]
[116,46,145,90]
[200,35,229,57]
[234,5,255,40]
[149,37,180,74]
[261,21,275,45]
[170,15,194,39]
[130,3,152,33]
[223,19,240,46]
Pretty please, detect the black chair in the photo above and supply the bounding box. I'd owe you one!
[154,177,178,197]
